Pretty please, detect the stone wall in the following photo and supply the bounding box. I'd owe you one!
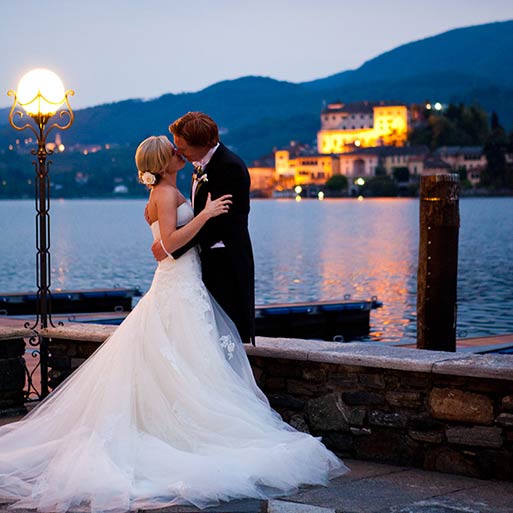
[13,325,513,480]
[0,330,27,416]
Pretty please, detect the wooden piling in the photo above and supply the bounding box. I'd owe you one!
[417,173,460,351]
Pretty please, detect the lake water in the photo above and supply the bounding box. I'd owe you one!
[1,197,512,344]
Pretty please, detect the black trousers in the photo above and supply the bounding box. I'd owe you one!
[201,247,254,344]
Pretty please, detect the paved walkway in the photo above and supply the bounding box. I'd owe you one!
[277,458,513,513]
[0,458,512,513]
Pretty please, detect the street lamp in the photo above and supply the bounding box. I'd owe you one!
[8,68,74,398]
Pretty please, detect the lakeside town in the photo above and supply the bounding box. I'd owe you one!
[248,99,513,198]
[1,99,513,200]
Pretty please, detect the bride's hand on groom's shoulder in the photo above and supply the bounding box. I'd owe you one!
[204,193,232,219]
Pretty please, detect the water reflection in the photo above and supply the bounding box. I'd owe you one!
[1,197,513,343]
[251,198,420,342]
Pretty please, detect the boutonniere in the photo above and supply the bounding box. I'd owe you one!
[193,165,208,184]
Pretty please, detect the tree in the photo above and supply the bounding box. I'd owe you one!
[409,102,490,149]
[392,167,410,183]
[361,176,398,197]
[482,112,509,189]
[325,174,348,196]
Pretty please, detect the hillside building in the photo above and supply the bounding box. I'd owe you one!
[317,101,409,154]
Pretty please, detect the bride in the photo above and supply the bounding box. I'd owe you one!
[0,135,348,513]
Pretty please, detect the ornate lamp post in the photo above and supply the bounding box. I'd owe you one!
[7,68,74,398]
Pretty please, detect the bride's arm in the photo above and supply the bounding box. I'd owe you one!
[156,188,231,254]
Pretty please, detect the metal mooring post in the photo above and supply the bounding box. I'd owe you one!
[417,173,460,351]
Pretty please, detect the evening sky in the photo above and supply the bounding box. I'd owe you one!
[1,0,513,109]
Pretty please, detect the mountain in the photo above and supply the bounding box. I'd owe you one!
[303,20,513,90]
[1,20,512,165]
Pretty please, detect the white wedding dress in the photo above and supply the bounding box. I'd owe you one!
[0,203,347,513]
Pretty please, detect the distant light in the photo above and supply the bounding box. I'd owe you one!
[355,177,365,186]
[83,150,88,155]
[294,185,302,194]
[318,191,325,200]
[295,195,302,202]
[434,102,442,111]
[354,139,361,147]
[8,145,13,151]
[58,144,65,152]
[426,103,432,110]
[357,195,364,201]
[16,68,66,116]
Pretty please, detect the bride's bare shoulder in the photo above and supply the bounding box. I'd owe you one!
[152,184,179,203]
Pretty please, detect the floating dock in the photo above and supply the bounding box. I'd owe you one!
[0,289,382,341]
[0,288,142,316]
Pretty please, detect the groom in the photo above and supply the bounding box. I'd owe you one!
[151,112,255,345]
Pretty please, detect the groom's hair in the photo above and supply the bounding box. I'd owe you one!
[169,112,219,148]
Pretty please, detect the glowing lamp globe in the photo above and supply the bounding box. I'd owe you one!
[16,69,65,116]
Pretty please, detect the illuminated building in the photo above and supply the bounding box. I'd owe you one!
[317,101,409,154]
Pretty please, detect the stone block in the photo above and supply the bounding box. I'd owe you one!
[76,343,101,358]
[70,357,88,368]
[0,390,25,410]
[496,413,513,427]
[306,393,349,431]
[0,338,25,358]
[354,429,422,466]
[266,361,304,379]
[383,374,400,389]
[358,373,385,389]
[399,373,431,388]
[424,447,481,478]
[369,411,408,428]
[429,387,494,424]
[288,414,310,434]
[386,390,423,408]
[264,377,286,392]
[502,395,513,411]
[47,341,71,355]
[341,391,385,406]
[48,355,71,369]
[325,372,358,390]
[251,366,263,385]
[347,407,366,426]
[476,449,513,480]
[0,358,25,391]
[409,416,444,432]
[321,432,353,452]
[267,393,305,411]
[301,367,327,382]
[287,380,318,396]
[408,430,444,444]
[445,426,503,448]
[350,427,371,436]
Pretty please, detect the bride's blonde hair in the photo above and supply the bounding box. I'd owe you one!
[135,135,175,188]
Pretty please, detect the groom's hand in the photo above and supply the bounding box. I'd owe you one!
[151,240,168,261]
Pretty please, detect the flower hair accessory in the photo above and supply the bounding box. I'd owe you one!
[141,171,157,185]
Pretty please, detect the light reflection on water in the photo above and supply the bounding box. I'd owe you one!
[1,197,512,343]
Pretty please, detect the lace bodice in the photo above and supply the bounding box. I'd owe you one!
[150,202,194,240]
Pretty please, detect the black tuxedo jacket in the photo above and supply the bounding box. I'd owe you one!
[171,143,255,344]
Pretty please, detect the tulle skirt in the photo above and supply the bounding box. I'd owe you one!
[0,249,348,512]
